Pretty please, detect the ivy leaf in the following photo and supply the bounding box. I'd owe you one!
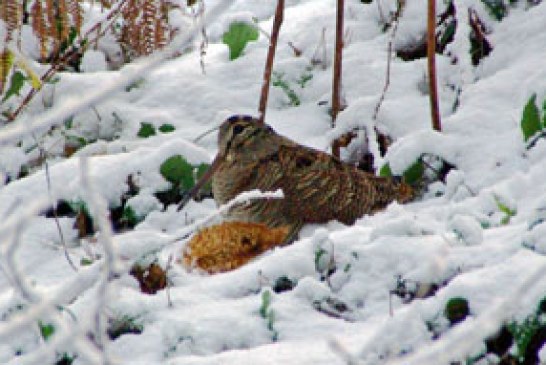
[542,98,546,127]
[137,122,156,138]
[38,321,55,341]
[379,163,393,177]
[403,160,424,185]
[222,22,259,60]
[2,71,27,102]
[259,290,271,318]
[195,163,212,191]
[160,155,194,190]
[158,124,175,133]
[521,93,541,142]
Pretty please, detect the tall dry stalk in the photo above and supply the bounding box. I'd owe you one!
[258,0,284,124]
[427,0,442,131]
[331,0,345,158]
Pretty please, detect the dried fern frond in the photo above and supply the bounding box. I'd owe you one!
[119,0,172,58]
[0,0,23,43]
[29,0,83,62]
[183,222,290,274]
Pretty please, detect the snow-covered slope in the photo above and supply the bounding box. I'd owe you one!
[1,1,546,364]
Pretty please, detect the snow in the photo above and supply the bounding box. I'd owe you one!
[1,1,546,364]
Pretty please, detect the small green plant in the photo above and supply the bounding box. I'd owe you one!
[158,124,175,133]
[480,0,519,21]
[38,321,55,341]
[494,196,516,225]
[80,257,93,266]
[380,159,424,185]
[137,122,157,138]
[121,205,139,226]
[521,93,546,144]
[272,71,300,106]
[107,314,144,340]
[159,155,212,195]
[160,155,194,190]
[259,290,278,341]
[222,22,259,60]
[507,297,546,363]
[2,71,27,102]
[296,67,313,88]
[444,297,470,325]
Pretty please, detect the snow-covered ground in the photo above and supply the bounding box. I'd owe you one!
[1,1,546,364]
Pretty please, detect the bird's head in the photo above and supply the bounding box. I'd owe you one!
[217,115,275,158]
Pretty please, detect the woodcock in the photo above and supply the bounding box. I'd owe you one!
[210,115,413,242]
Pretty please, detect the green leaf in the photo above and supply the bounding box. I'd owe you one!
[67,199,90,216]
[122,206,139,226]
[272,71,300,106]
[379,163,393,177]
[160,155,194,189]
[521,94,542,142]
[2,71,27,102]
[403,160,424,185]
[542,98,546,127]
[494,196,516,225]
[222,22,259,60]
[80,257,93,266]
[195,163,212,192]
[259,290,271,318]
[444,297,469,325]
[158,124,175,133]
[137,122,156,138]
[38,321,55,341]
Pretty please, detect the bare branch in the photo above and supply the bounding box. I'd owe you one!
[427,0,442,131]
[331,0,345,158]
[258,0,284,124]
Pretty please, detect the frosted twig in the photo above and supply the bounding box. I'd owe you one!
[170,189,284,251]
[329,338,358,365]
[79,157,116,364]
[372,2,403,121]
[258,0,284,123]
[0,0,235,145]
[41,145,78,272]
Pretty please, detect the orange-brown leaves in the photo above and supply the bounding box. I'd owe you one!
[183,222,290,274]
[120,0,171,57]
[28,0,83,62]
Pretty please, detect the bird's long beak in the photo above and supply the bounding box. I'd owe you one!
[177,153,223,211]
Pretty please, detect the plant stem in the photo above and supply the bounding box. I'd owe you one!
[331,0,344,158]
[258,0,284,124]
[427,0,442,132]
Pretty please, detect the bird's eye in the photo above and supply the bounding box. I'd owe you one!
[232,124,246,135]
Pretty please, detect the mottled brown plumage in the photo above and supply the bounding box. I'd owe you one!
[211,115,413,241]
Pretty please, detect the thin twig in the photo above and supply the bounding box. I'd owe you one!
[198,0,208,75]
[165,254,174,308]
[331,0,345,158]
[45,155,78,271]
[79,156,116,364]
[29,132,78,271]
[257,0,284,124]
[372,1,403,121]
[427,0,442,131]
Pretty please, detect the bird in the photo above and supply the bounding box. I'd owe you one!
[208,115,413,242]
